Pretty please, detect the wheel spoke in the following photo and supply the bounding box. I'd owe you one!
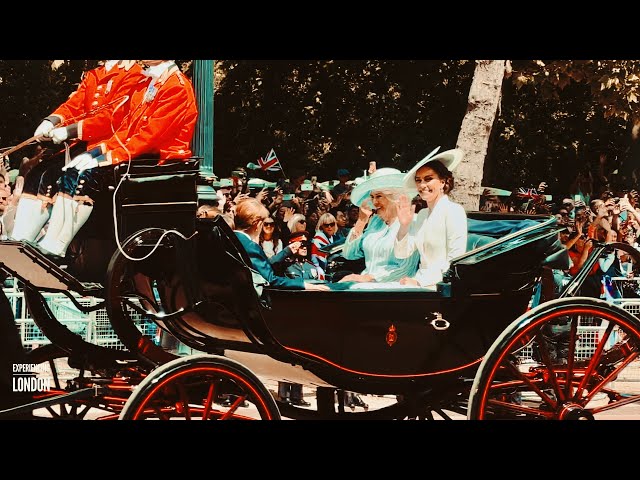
[220,395,248,420]
[49,359,62,390]
[504,359,558,410]
[574,321,615,401]
[590,391,640,414]
[564,315,580,400]
[45,406,60,418]
[434,409,452,420]
[176,381,191,420]
[153,406,171,420]
[486,398,555,419]
[533,331,565,404]
[202,383,216,420]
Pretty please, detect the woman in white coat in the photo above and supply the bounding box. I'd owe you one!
[395,148,468,289]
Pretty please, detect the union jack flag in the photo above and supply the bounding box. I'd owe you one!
[516,187,543,200]
[257,149,282,172]
[601,276,617,302]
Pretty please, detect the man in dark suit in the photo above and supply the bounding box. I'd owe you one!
[235,231,305,289]
[233,197,329,292]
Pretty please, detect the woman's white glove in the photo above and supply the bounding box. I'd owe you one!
[63,152,98,172]
[49,127,68,144]
[34,120,54,140]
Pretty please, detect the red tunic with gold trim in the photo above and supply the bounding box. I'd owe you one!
[97,64,198,165]
[47,61,146,150]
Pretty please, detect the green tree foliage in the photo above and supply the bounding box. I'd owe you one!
[2,60,639,199]
[511,60,640,122]
[495,60,639,193]
[214,60,475,178]
[214,59,640,197]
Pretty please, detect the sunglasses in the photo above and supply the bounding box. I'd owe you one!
[297,219,306,224]
[263,222,275,227]
[323,222,336,228]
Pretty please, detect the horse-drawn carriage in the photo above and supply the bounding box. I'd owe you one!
[2,157,640,420]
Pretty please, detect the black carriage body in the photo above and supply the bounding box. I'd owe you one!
[261,288,534,392]
[137,211,566,395]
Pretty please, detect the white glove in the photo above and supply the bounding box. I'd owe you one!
[49,127,68,144]
[34,120,54,140]
[77,156,99,172]
[63,152,98,172]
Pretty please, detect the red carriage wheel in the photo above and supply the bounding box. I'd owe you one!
[468,297,640,420]
[119,354,281,420]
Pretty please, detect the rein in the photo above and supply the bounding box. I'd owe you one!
[0,93,130,161]
[0,135,41,160]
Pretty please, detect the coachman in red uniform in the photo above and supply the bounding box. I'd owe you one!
[36,60,198,261]
[11,60,146,242]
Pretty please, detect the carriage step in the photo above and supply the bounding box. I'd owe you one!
[0,241,104,294]
[0,240,78,291]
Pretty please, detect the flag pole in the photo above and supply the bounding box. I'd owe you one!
[279,162,288,181]
[270,148,288,180]
[256,148,288,180]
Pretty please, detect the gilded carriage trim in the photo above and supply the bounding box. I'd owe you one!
[386,324,397,347]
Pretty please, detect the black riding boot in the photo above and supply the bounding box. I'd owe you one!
[290,383,310,407]
[278,381,292,403]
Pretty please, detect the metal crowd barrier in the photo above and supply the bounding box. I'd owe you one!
[4,279,157,351]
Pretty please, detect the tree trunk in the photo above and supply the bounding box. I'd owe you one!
[452,60,507,210]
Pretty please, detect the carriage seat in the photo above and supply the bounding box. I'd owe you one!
[66,157,200,283]
[467,233,495,251]
[112,157,200,241]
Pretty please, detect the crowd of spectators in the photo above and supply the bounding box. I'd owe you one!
[194,157,640,305]
[478,174,640,300]
[197,166,366,275]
